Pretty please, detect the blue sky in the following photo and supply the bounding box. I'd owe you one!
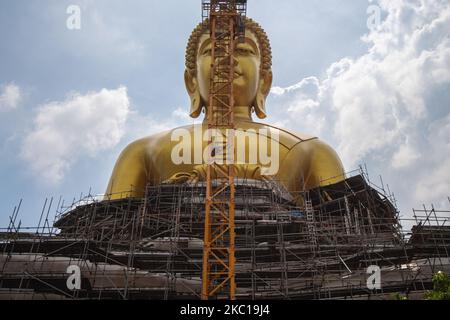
[0,0,449,229]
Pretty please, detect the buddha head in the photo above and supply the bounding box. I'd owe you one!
[185,17,273,119]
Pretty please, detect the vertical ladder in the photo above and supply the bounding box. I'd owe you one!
[305,198,317,249]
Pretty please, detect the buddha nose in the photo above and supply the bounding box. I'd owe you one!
[232,54,239,66]
[216,54,238,68]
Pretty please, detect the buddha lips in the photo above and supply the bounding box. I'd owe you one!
[170,127,280,176]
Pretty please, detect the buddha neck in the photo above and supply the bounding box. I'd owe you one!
[202,106,253,124]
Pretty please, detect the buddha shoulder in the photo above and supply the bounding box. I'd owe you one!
[115,129,175,163]
[294,137,345,184]
[238,121,317,149]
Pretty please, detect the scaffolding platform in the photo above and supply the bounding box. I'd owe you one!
[1,173,449,300]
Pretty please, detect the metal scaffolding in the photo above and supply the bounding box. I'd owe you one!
[1,168,450,300]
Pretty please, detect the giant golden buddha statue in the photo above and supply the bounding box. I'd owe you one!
[106,18,345,199]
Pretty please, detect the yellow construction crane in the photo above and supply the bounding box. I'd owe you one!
[201,0,247,300]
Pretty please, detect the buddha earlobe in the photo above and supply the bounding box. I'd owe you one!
[254,91,267,119]
[190,90,202,118]
[254,70,273,119]
[185,69,203,118]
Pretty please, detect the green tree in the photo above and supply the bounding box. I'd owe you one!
[392,292,408,300]
[424,271,450,300]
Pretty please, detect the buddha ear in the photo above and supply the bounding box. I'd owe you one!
[185,69,203,118]
[254,70,273,119]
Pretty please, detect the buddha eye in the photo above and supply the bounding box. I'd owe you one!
[202,48,212,56]
[236,46,255,56]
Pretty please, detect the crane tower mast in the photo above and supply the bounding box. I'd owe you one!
[201,0,247,300]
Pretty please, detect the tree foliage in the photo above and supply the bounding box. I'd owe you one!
[424,271,450,300]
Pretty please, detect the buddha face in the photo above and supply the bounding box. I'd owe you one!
[185,28,272,119]
[197,30,261,107]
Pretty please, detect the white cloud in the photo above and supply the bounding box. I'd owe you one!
[0,83,22,111]
[391,142,421,169]
[172,108,192,121]
[21,87,130,184]
[270,76,325,136]
[20,83,199,186]
[269,0,450,214]
[125,107,200,142]
[414,114,450,207]
[271,77,320,97]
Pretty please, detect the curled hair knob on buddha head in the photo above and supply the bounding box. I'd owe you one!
[185,17,273,119]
